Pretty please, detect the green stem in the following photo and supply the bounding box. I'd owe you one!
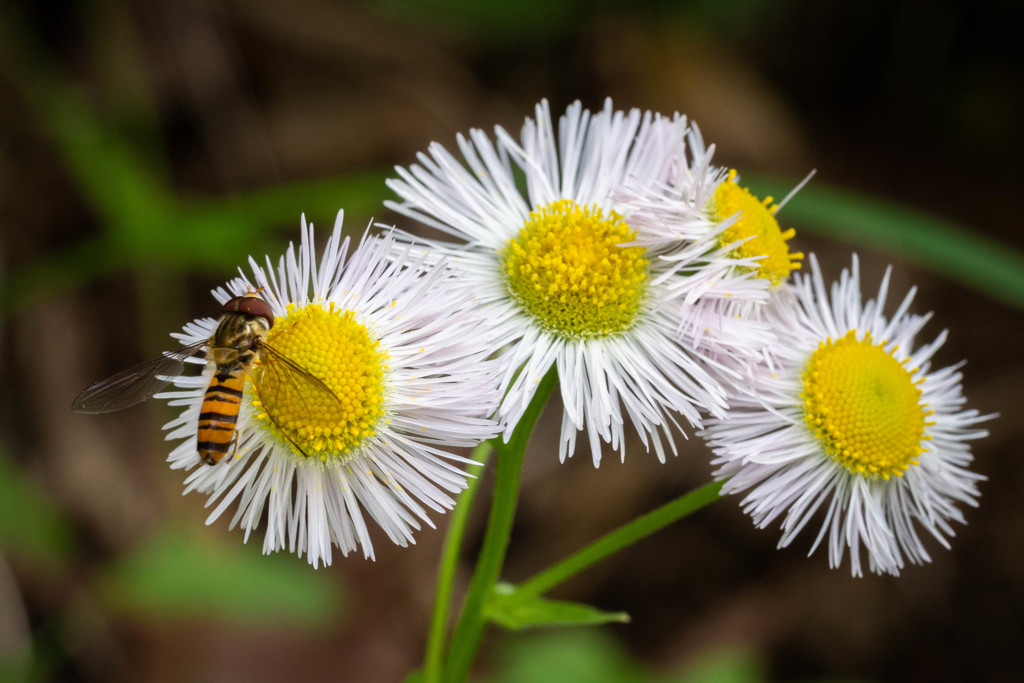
[423,442,493,683]
[441,369,558,682]
[516,480,724,598]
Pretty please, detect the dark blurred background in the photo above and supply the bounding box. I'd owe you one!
[1,1,1021,681]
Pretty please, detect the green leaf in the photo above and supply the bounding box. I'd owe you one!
[0,646,33,683]
[494,630,768,683]
[669,646,764,683]
[0,448,75,568]
[493,628,646,683]
[184,171,391,234]
[0,236,128,320]
[485,582,629,630]
[744,174,1024,311]
[94,525,344,627]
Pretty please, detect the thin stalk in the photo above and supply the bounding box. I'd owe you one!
[441,370,558,682]
[517,480,724,597]
[422,442,493,683]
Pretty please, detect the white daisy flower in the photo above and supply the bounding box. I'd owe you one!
[616,125,803,359]
[703,254,990,576]
[386,99,773,465]
[157,211,503,567]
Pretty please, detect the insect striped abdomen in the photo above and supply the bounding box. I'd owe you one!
[197,370,246,465]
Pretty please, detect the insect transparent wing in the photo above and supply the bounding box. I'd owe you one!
[253,341,342,417]
[73,340,209,413]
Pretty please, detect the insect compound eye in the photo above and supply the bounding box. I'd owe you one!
[222,296,244,312]
[235,294,275,328]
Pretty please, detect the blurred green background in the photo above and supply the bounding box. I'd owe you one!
[1,0,1021,681]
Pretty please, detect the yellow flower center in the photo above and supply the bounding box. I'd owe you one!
[709,170,803,286]
[500,200,648,340]
[252,302,387,462]
[801,330,932,480]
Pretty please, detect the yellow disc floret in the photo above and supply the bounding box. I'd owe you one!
[801,330,931,480]
[709,170,803,286]
[252,302,386,462]
[500,199,648,340]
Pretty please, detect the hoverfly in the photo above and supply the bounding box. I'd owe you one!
[73,292,338,464]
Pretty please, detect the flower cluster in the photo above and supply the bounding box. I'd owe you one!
[142,99,987,574]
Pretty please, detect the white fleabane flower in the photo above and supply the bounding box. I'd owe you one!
[703,254,990,576]
[386,99,772,466]
[616,125,803,359]
[157,212,502,567]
